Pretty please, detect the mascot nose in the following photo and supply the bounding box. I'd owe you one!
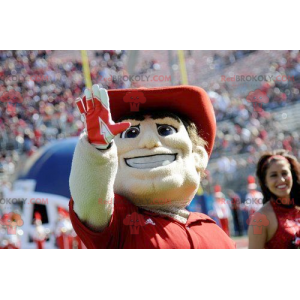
[138,130,162,149]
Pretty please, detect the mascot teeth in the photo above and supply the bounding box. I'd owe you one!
[125,154,176,169]
[162,160,171,166]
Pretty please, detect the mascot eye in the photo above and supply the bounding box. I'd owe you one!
[120,126,140,139]
[157,125,177,136]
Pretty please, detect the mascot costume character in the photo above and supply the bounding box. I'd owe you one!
[69,85,235,249]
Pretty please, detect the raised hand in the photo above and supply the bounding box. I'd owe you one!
[76,85,131,149]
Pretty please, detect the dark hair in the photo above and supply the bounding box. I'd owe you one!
[256,149,300,205]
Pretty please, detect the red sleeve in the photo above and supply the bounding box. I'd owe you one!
[69,195,138,249]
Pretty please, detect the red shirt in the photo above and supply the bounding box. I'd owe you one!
[69,195,236,249]
[265,201,300,249]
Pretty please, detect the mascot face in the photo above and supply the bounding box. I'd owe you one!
[114,115,208,209]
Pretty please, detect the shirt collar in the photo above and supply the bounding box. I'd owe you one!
[140,207,215,226]
[186,212,216,226]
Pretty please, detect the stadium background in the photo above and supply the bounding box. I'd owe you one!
[1,50,300,248]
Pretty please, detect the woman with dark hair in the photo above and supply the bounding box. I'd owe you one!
[248,149,300,249]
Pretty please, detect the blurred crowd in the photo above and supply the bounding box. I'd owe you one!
[210,51,300,121]
[212,105,300,160]
[137,59,161,75]
[1,50,300,195]
[209,50,300,159]
[202,51,300,192]
[207,50,257,70]
[0,50,130,178]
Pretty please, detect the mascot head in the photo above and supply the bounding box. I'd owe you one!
[108,86,216,213]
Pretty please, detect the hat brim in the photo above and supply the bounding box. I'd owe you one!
[108,85,216,157]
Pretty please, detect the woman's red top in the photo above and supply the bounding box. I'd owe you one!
[265,200,300,249]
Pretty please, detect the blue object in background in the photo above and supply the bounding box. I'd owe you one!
[17,138,78,199]
[187,194,220,226]
[187,194,205,213]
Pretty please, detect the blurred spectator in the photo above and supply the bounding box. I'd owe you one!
[228,190,243,236]
[244,176,263,217]
[209,185,232,236]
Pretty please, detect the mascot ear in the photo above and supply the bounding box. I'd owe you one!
[193,146,209,173]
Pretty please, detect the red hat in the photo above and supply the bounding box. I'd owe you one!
[108,85,216,157]
[214,185,222,193]
[214,185,224,198]
[1,213,11,225]
[247,175,257,190]
[58,207,69,218]
[34,212,42,221]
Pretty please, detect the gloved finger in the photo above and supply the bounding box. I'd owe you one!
[85,88,94,111]
[111,121,131,135]
[82,95,87,112]
[99,88,110,110]
[92,85,110,110]
[76,97,86,114]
